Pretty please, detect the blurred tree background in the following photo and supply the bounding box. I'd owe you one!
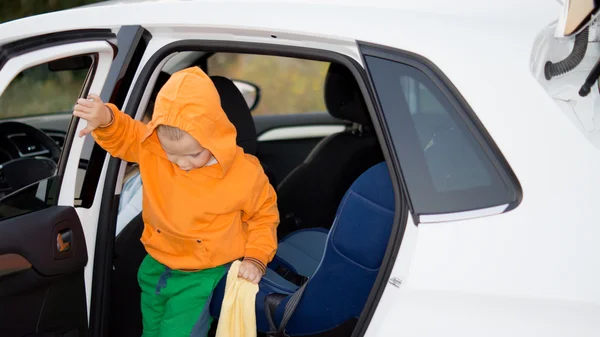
[209,53,328,115]
[0,0,328,118]
[0,0,103,23]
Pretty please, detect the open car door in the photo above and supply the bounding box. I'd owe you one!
[0,27,147,337]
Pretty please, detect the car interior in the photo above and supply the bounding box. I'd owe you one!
[0,49,396,337]
[0,62,78,199]
[106,51,393,337]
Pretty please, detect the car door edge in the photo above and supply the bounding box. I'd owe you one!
[88,25,152,337]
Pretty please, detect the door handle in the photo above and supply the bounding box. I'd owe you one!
[56,229,72,253]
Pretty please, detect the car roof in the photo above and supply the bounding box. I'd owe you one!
[78,0,555,19]
[0,0,559,47]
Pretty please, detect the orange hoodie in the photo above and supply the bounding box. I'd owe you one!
[92,67,278,271]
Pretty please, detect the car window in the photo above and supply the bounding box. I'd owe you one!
[397,75,493,192]
[0,176,60,221]
[365,54,520,216]
[0,55,94,220]
[207,53,329,115]
[0,60,90,119]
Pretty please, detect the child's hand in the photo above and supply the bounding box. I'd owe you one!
[238,260,263,284]
[73,94,113,137]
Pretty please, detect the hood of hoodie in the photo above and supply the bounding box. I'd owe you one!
[142,67,238,178]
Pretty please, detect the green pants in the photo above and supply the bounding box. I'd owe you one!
[138,255,225,337]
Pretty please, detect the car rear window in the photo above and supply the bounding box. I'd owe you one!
[364,53,521,218]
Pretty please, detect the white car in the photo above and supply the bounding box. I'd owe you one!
[0,0,599,336]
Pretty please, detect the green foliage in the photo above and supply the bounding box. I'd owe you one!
[209,54,329,115]
[0,63,88,119]
[0,0,104,23]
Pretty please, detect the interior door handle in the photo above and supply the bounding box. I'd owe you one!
[53,222,75,260]
[56,229,72,253]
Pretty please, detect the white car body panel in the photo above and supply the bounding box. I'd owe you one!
[2,0,599,335]
[59,43,115,316]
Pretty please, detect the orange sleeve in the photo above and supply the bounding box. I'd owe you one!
[242,171,279,271]
[91,103,146,163]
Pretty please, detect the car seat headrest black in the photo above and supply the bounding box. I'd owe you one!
[210,75,258,155]
[324,63,372,126]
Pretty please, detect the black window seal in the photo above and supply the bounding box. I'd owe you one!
[57,53,99,179]
[359,41,523,223]
[0,29,116,72]
[78,26,150,209]
[97,39,409,337]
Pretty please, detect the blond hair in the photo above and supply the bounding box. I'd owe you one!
[156,124,187,141]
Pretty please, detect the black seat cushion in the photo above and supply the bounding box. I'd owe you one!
[276,63,383,238]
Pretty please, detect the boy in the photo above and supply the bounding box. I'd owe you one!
[73,67,279,337]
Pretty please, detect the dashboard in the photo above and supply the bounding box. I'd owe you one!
[0,129,65,165]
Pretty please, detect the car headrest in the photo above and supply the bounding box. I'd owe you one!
[324,63,372,126]
[210,75,258,155]
[152,71,172,100]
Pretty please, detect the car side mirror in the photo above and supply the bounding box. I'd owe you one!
[232,80,260,112]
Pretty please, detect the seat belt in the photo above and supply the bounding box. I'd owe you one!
[274,265,308,287]
[265,281,308,337]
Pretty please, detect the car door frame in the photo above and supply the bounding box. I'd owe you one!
[0,28,117,337]
[0,25,150,337]
[91,35,410,337]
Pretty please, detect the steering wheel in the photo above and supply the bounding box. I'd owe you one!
[0,121,62,194]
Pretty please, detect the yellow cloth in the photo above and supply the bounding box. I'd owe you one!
[216,260,259,337]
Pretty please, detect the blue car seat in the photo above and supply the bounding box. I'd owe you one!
[210,161,395,335]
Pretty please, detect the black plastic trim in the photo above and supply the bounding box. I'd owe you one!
[114,39,409,337]
[359,41,523,221]
[78,26,150,208]
[88,26,151,337]
[58,53,99,179]
[0,29,115,71]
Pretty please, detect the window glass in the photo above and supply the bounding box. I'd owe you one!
[365,55,518,215]
[0,58,90,119]
[208,53,329,115]
[398,75,492,192]
[0,176,60,221]
[0,55,93,218]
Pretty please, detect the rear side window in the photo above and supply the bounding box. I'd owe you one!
[362,47,521,220]
[397,71,492,192]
